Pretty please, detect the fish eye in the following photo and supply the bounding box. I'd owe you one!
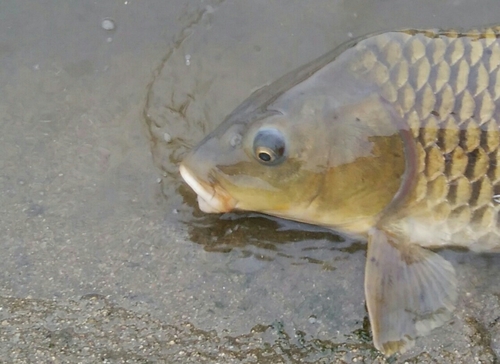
[253,128,286,165]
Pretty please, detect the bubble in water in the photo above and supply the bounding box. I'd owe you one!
[101,18,116,31]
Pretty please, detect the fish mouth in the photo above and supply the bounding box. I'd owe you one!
[179,164,237,213]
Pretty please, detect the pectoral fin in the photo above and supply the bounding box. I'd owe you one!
[365,228,457,356]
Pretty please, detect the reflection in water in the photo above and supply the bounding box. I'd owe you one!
[177,178,364,265]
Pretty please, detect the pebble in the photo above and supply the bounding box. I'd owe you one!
[101,18,116,31]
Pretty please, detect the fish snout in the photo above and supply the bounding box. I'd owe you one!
[179,163,236,213]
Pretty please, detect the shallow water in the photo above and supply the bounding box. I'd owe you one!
[1,0,500,362]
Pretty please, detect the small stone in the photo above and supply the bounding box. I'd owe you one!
[101,18,116,31]
[164,132,172,143]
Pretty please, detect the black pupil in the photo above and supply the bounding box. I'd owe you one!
[253,128,286,165]
[258,152,271,162]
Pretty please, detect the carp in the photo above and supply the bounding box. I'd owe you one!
[180,25,500,355]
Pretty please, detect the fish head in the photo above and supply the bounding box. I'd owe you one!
[180,97,331,217]
[181,94,407,235]
[180,53,408,234]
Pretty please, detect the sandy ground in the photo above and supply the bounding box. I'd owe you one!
[1,0,500,363]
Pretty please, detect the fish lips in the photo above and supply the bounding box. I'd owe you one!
[179,164,237,213]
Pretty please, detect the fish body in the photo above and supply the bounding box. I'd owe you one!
[351,27,500,252]
[180,25,500,355]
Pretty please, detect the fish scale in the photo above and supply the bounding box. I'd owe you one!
[350,26,500,250]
